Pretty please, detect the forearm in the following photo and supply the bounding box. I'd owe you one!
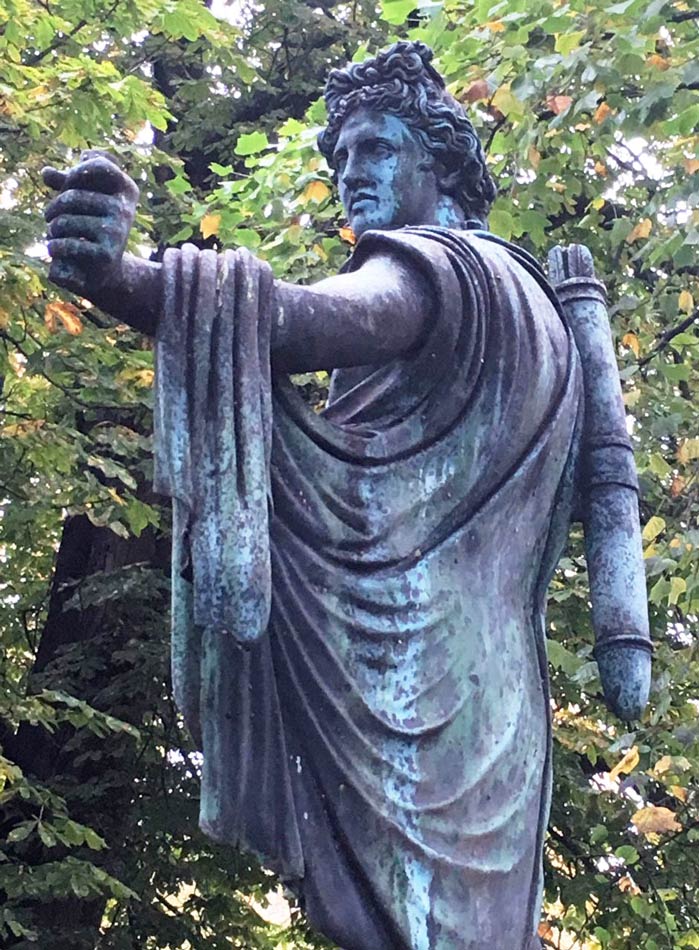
[270,254,433,373]
[86,253,162,336]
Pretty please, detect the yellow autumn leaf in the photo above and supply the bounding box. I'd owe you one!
[642,515,665,543]
[669,575,686,606]
[609,745,640,782]
[684,158,699,175]
[107,487,127,507]
[492,84,522,118]
[8,351,25,377]
[117,367,155,388]
[200,213,221,239]
[339,226,356,245]
[594,102,613,124]
[621,332,640,356]
[528,146,541,169]
[678,438,699,465]
[627,218,652,243]
[45,300,83,335]
[594,161,608,178]
[303,179,331,204]
[618,874,641,895]
[1,419,44,437]
[678,289,694,314]
[670,785,688,803]
[657,755,694,777]
[484,19,505,31]
[134,369,154,388]
[632,805,681,836]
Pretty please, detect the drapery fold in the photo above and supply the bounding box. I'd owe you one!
[155,244,274,644]
[154,229,583,950]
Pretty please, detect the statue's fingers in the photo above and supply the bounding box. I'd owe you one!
[42,166,68,192]
[47,214,119,242]
[47,237,112,264]
[63,155,139,201]
[45,189,121,223]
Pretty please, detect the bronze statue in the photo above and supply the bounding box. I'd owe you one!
[43,41,651,950]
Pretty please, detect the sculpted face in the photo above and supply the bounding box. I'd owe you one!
[333,108,443,238]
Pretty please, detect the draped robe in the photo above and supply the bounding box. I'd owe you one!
[154,227,583,950]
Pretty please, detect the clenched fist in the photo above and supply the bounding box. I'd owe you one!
[43,150,139,298]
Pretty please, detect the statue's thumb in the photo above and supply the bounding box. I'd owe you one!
[41,166,67,192]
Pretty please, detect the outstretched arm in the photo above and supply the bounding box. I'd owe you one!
[44,154,434,367]
[271,252,433,372]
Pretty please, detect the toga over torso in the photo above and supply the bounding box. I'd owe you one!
[154,227,583,950]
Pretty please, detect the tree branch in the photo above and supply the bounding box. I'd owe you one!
[670,10,699,22]
[26,19,88,65]
[637,308,699,367]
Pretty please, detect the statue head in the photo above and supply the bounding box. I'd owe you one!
[318,41,496,238]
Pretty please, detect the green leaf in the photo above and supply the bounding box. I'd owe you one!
[642,515,666,542]
[235,131,270,156]
[380,0,416,24]
[7,822,36,843]
[615,845,640,865]
[555,31,586,56]
[488,208,514,240]
[166,176,192,195]
[547,639,583,675]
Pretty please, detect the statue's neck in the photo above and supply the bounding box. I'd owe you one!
[430,196,466,230]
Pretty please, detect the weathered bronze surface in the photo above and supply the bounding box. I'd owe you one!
[44,41,651,950]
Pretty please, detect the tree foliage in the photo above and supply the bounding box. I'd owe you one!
[0,0,698,946]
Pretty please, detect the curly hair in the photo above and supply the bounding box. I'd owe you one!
[318,41,496,226]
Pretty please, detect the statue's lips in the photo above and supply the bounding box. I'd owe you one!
[350,194,377,212]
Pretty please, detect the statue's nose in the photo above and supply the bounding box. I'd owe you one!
[340,155,370,192]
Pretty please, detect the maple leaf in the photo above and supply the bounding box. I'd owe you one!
[647,53,670,70]
[632,805,682,836]
[594,102,613,124]
[45,300,83,335]
[622,332,640,357]
[546,94,573,115]
[627,218,652,243]
[303,180,331,203]
[200,213,221,239]
[618,874,641,895]
[463,79,490,103]
[678,289,694,313]
[609,745,639,782]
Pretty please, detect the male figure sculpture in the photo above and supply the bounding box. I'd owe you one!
[44,42,651,950]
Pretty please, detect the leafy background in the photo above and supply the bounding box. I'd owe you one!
[0,0,698,946]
